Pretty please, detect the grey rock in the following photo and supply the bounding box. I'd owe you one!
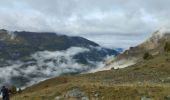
[94,93,99,97]
[55,96,63,100]
[141,96,153,100]
[82,96,89,100]
[66,88,86,98]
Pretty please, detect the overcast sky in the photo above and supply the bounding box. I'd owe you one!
[0,0,170,49]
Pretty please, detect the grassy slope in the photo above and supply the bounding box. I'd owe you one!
[10,52,170,100]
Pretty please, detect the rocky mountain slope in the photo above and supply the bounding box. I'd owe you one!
[8,29,170,100]
[105,29,170,69]
[0,29,119,87]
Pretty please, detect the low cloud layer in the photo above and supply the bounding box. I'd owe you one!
[0,47,108,87]
[0,0,170,48]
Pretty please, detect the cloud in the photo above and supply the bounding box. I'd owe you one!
[0,0,170,48]
[0,47,109,87]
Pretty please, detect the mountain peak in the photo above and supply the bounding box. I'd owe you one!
[152,27,170,39]
[138,28,170,50]
[0,29,7,32]
[152,30,163,40]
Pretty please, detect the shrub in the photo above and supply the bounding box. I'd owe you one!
[133,67,140,70]
[18,88,22,93]
[10,85,17,94]
[164,42,170,52]
[143,52,153,60]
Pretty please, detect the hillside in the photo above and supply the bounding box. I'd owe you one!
[0,29,119,87]
[9,52,170,100]
[9,31,170,100]
[106,30,170,69]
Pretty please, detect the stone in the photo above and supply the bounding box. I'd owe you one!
[82,96,89,100]
[55,96,63,100]
[141,96,153,100]
[66,87,86,98]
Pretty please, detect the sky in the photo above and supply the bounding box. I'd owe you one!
[0,0,170,49]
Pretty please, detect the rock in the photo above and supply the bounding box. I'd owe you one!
[66,87,86,98]
[55,96,63,100]
[82,96,89,100]
[94,93,99,97]
[141,96,153,100]
[93,91,100,98]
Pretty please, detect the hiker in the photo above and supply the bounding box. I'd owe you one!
[0,86,10,100]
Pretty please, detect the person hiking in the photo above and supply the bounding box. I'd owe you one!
[0,86,10,100]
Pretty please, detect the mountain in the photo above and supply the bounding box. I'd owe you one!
[105,29,170,69]
[0,29,118,61]
[114,48,124,53]
[0,29,119,87]
[10,29,170,100]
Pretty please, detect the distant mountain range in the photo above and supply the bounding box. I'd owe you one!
[0,29,119,87]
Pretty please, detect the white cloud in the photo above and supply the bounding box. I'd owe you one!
[0,0,170,48]
[0,47,109,87]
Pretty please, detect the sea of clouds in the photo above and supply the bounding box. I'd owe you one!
[0,47,111,88]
